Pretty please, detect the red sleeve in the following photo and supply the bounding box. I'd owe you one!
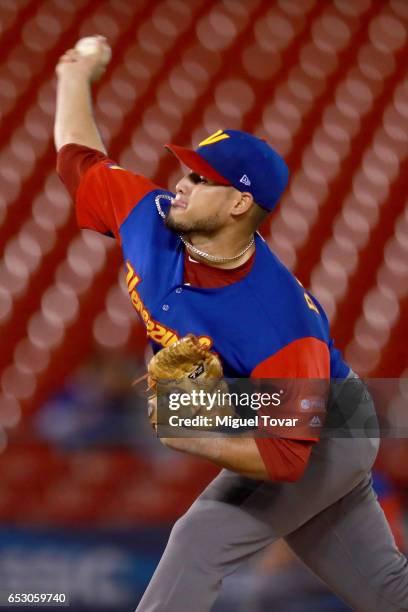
[56,143,161,240]
[251,336,330,482]
[256,438,313,482]
[56,144,108,200]
[251,337,330,379]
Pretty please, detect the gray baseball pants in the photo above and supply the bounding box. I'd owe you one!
[136,426,408,611]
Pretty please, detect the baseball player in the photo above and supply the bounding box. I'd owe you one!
[54,40,408,611]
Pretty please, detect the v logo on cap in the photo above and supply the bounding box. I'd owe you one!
[199,129,230,147]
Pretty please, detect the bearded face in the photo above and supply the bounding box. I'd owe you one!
[166,172,237,235]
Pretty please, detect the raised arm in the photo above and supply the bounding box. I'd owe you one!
[54,35,110,153]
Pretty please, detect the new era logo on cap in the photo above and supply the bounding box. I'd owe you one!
[240,174,251,186]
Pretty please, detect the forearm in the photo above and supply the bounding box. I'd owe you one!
[54,75,106,153]
[161,435,269,480]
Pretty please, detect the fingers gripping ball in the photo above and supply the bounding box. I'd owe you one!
[75,36,112,64]
[146,335,233,430]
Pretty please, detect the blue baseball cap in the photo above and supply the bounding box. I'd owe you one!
[165,129,289,212]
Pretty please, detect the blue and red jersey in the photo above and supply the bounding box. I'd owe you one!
[57,144,349,380]
[57,144,351,481]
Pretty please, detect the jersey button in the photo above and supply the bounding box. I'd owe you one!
[175,287,183,294]
[162,304,170,311]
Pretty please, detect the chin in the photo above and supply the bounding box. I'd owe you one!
[165,209,221,234]
[165,210,192,233]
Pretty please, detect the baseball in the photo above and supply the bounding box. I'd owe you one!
[74,36,112,65]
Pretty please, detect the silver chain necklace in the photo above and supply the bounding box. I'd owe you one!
[155,194,255,264]
[179,234,254,263]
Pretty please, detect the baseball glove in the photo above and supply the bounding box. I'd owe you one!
[144,334,234,430]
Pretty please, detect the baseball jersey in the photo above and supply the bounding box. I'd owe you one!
[57,144,350,478]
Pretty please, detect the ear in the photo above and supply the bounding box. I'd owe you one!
[230,192,254,218]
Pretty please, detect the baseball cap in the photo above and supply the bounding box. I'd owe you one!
[165,129,289,212]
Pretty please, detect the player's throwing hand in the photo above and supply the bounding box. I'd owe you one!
[55,35,111,83]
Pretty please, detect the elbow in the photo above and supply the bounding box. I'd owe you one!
[282,466,305,483]
[265,459,308,483]
[256,438,313,483]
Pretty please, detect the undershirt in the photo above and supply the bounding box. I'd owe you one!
[183,250,255,288]
[57,143,314,482]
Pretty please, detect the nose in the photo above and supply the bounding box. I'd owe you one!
[175,174,192,195]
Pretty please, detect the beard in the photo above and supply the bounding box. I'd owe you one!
[165,209,222,234]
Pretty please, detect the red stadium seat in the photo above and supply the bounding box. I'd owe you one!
[299,41,339,80]
[369,12,407,53]
[0,288,12,325]
[390,0,408,18]
[0,76,19,121]
[333,0,372,18]
[182,44,221,81]
[0,0,20,34]
[93,310,131,349]
[196,6,245,52]
[255,9,298,52]
[120,128,161,177]
[278,0,316,18]
[0,487,22,521]
[311,12,352,53]
[358,44,396,81]
[0,395,21,428]
[0,257,29,298]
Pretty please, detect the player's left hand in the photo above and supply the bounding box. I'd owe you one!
[141,334,234,434]
[147,395,157,431]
